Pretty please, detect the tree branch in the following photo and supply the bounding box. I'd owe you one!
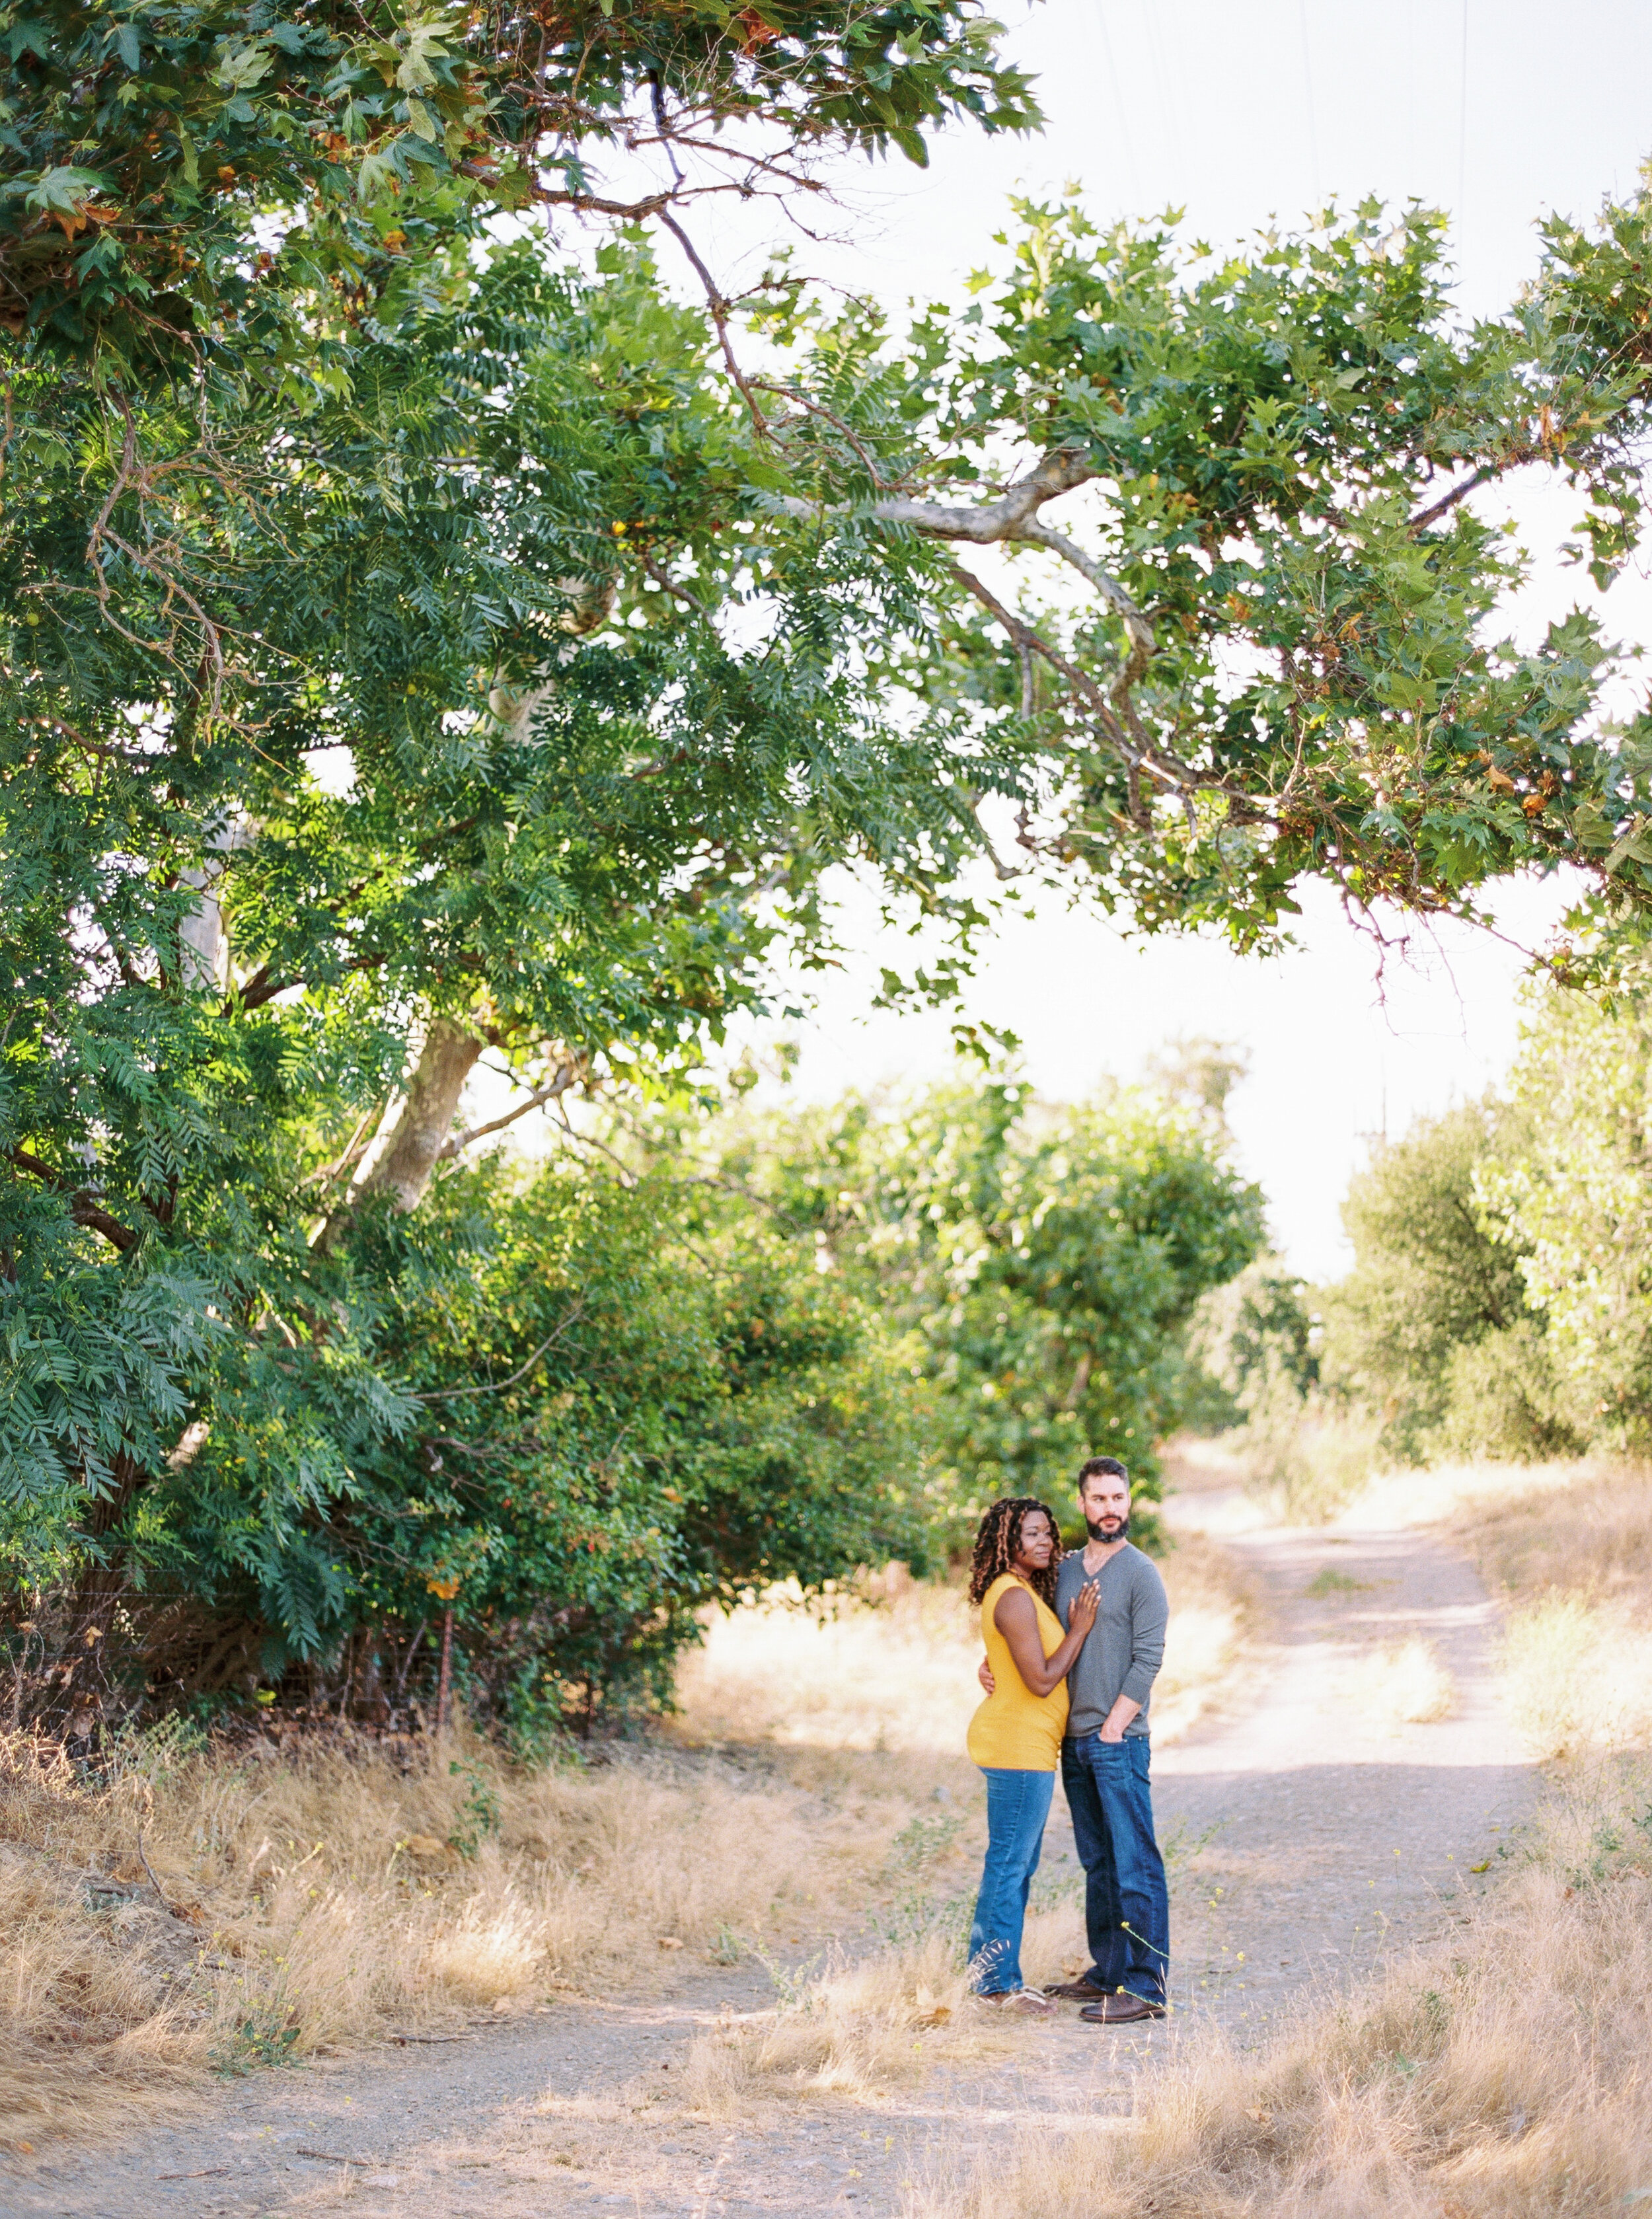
[435,1058,585,1162]
[409,1305,586,1402]
[7,1148,139,1254]
[1408,465,1495,534]
[948,560,1203,807]
[657,210,771,439]
[772,443,1097,543]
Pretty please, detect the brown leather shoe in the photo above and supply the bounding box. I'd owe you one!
[1078,1994,1166,2024]
[1042,1979,1108,2001]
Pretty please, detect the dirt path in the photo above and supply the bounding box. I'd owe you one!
[8,1499,1535,2219]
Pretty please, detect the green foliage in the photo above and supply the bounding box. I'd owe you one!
[15,36,1652,1731]
[1311,1096,1587,1467]
[0,236,992,1690]
[1185,1258,1321,1432]
[699,1070,1265,1527]
[772,190,1652,946]
[118,1150,931,1727]
[1479,982,1652,1450]
[1320,1100,1545,1462]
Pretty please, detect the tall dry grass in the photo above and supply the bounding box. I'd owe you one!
[673,1542,1250,1758]
[1456,1459,1652,1761]
[920,1762,1652,2219]
[0,1719,922,2143]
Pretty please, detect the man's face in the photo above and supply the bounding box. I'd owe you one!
[1079,1473,1131,1540]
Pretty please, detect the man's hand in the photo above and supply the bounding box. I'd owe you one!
[1098,1693,1141,1745]
[978,1657,996,1696]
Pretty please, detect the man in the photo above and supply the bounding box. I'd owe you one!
[979,1454,1171,2023]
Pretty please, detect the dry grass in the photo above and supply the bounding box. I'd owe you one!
[920,1761,1652,2219]
[669,1567,985,1756]
[0,1721,917,2143]
[1341,1636,1456,1729]
[678,1934,1006,2108]
[1151,1532,1254,1741]
[674,1543,1250,1758]
[0,1545,1253,2143]
[1447,1458,1652,1761]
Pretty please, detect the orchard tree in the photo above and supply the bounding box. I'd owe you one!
[693,1070,1266,1521]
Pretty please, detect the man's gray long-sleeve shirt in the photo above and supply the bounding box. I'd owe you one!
[1055,1544,1169,1740]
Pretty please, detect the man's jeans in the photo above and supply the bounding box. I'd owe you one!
[967,1766,1055,1995]
[1060,1732,1170,2006]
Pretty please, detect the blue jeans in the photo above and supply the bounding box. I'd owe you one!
[1060,1733,1170,2006]
[967,1767,1056,1995]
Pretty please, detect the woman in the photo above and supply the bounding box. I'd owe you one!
[964,1495,1099,2013]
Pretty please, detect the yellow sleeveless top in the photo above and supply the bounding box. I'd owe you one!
[965,1572,1069,1772]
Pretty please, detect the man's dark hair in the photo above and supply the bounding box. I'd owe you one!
[968,1497,1061,1608]
[1078,1456,1130,1491]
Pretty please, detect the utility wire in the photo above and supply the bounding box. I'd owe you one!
[1093,0,1143,210]
[1457,0,1470,233]
[1138,0,1183,196]
[1298,0,1321,213]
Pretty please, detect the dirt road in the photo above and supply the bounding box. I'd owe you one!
[7,1494,1535,2219]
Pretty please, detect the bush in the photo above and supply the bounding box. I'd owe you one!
[1,1154,931,1739]
[1317,1098,1559,1464]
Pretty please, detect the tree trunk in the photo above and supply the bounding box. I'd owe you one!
[436,1608,454,1733]
[359,1019,484,1213]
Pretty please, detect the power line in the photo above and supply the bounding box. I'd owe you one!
[1298,0,1321,213]
[1093,0,1143,211]
[1458,0,1470,232]
[1137,0,1183,196]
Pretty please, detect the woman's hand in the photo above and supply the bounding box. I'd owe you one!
[978,1657,996,1696]
[1068,1577,1100,1638]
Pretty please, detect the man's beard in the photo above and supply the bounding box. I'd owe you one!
[1086,1513,1129,1543]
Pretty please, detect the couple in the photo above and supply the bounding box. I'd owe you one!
[965,1455,1170,2023]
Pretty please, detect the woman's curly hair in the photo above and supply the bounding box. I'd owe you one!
[968,1495,1063,1609]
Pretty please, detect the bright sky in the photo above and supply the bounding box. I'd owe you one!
[705,0,1652,1281]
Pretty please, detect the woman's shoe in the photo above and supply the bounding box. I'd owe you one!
[976,1987,1058,2016]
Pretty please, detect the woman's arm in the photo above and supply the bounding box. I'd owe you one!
[992,1579,1099,1697]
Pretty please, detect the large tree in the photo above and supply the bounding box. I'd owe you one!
[0,233,1001,1690]
[4,0,1037,360]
